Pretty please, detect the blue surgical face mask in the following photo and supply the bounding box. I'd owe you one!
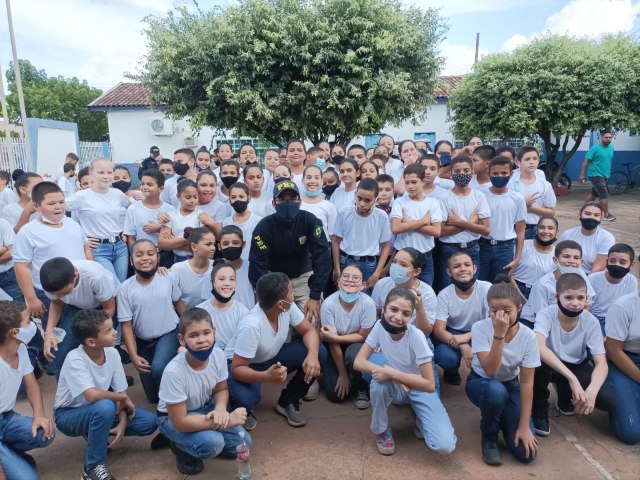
[274,201,300,221]
[303,188,323,197]
[339,290,360,303]
[490,176,510,188]
[185,343,215,361]
[315,158,326,170]
[390,263,411,284]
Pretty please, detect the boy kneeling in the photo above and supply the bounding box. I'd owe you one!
[158,307,250,476]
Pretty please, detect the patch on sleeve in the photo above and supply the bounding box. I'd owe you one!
[313,226,322,238]
[298,236,307,245]
[254,235,267,250]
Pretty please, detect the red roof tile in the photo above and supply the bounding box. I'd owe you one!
[433,75,463,98]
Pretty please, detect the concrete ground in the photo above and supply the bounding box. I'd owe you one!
[13,184,640,480]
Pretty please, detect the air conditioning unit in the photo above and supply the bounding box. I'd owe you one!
[184,136,197,147]
[149,118,173,136]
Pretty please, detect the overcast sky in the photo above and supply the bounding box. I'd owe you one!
[0,0,638,94]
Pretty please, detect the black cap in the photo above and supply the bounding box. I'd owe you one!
[150,146,160,154]
[273,179,300,198]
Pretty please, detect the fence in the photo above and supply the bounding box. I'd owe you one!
[0,137,29,173]
[78,141,112,166]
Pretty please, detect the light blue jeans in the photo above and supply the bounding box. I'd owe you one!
[0,411,54,480]
[157,400,251,459]
[92,239,129,283]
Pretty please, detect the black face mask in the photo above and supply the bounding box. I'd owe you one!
[322,184,339,197]
[536,235,556,247]
[452,277,475,292]
[380,317,407,335]
[607,264,630,279]
[173,162,189,176]
[220,246,243,261]
[221,176,239,189]
[211,287,234,304]
[580,218,600,231]
[557,299,582,318]
[112,180,131,193]
[135,265,158,280]
[231,200,249,214]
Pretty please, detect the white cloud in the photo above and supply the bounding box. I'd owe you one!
[403,0,538,15]
[545,0,640,37]
[440,42,490,75]
[502,34,529,52]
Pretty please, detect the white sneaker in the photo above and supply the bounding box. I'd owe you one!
[303,379,319,401]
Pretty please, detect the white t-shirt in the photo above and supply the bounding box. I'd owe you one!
[482,189,527,241]
[291,173,304,192]
[329,185,356,212]
[0,344,33,412]
[440,189,491,244]
[471,319,540,381]
[558,226,615,274]
[424,185,450,205]
[160,176,180,208]
[300,200,337,240]
[0,218,15,273]
[605,293,640,353]
[469,176,491,194]
[513,240,555,287]
[117,274,181,340]
[365,322,432,376]
[66,188,130,238]
[13,218,87,291]
[371,277,437,325]
[229,260,255,309]
[54,346,128,409]
[1,202,37,228]
[333,206,391,256]
[59,176,76,197]
[248,194,275,218]
[228,303,304,363]
[434,177,454,190]
[436,281,491,331]
[169,209,203,257]
[158,348,228,413]
[588,271,638,319]
[534,305,605,363]
[197,299,250,355]
[390,195,443,252]
[385,158,405,184]
[320,291,376,335]
[170,260,213,308]
[0,188,17,212]
[222,213,262,261]
[198,199,230,223]
[509,171,556,225]
[124,201,175,246]
[45,260,119,309]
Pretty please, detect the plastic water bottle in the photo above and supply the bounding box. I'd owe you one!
[236,430,251,480]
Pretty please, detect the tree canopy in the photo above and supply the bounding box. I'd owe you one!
[6,60,108,142]
[448,35,640,184]
[139,0,446,147]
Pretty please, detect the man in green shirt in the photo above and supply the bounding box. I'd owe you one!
[579,131,615,221]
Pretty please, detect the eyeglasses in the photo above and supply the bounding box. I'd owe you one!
[340,274,363,283]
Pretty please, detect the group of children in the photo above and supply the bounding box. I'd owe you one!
[0,137,638,480]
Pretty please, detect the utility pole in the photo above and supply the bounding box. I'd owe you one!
[0,62,17,172]
[475,33,480,64]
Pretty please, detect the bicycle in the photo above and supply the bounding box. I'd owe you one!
[607,162,640,196]
[538,161,572,189]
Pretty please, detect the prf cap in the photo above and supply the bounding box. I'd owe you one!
[273,179,300,198]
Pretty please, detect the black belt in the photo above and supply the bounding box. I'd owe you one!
[157,411,168,417]
[442,240,478,249]
[340,251,378,262]
[97,233,123,244]
[479,238,516,246]
[515,279,532,289]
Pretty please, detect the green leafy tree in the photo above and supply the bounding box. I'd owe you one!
[449,35,640,185]
[6,60,108,141]
[139,0,446,147]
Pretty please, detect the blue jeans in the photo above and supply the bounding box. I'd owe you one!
[465,370,535,463]
[173,254,190,264]
[595,316,606,336]
[479,239,515,283]
[157,400,251,459]
[0,267,24,302]
[92,239,129,282]
[434,326,468,376]
[228,342,328,410]
[0,411,54,480]
[438,241,480,290]
[135,329,180,403]
[55,400,157,469]
[416,250,434,287]
[49,304,82,378]
[524,224,537,240]
[515,280,532,300]
[339,253,378,283]
[604,353,640,444]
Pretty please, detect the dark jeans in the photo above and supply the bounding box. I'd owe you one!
[49,305,82,378]
[0,267,24,302]
[321,342,367,403]
[532,359,593,415]
[603,352,640,444]
[438,241,480,290]
[135,329,180,403]
[434,326,468,376]
[465,370,535,464]
[339,253,378,283]
[524,224,537,240]
[227,342,328,410]
[515,280,532,300]
[479,239,515,283]
[416,250,434,287]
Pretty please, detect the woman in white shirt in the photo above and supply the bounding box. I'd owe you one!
[300,165,337,242]
[243,164,274,218]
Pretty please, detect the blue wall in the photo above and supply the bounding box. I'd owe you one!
[559,151,640,180]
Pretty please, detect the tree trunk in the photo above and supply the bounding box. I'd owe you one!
[553,131,585,186]
[539,130,559,182]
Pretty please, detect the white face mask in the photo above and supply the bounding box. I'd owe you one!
[15,321,37,344]
[557,264,582,275]
[41,215,64,225]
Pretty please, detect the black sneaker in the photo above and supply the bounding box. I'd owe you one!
[603,213,616,221]
[115,345,131,364]
[275,401,307,427]
[355,390,370,409]
[169,441,204,476]
[19,452,36,469]
[150,432,170,450]
[443,370,462,386]
[243,410,258,431]
[82,464,115,480]
[481,437,501,466]
[558,403,575,416]
[533,413,550,436]
[126,375,134,386]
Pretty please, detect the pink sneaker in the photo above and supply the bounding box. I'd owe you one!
[375,427,395,455]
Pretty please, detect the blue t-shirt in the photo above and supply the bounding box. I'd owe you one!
[585,143,614,178]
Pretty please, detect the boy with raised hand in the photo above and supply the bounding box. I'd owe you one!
[54,310,157,480]
[158,307,250,476]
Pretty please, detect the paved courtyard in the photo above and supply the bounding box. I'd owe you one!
[13,184,640,480]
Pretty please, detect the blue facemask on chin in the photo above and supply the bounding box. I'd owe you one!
[185,343,215,361]
[274,202,300,221]
[339,290,360,303]
[303,188,324,197]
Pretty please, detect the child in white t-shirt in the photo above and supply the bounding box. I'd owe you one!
[469,145,495,194]
[0,217,22,302]
[170,227,215,308]
[222,183,262,261]
[58,162,77,198]
[244,164,274,218]
[53,310,157,480]
[1,172,41,232]
[216,225,255,309]
[0,301,54,480]
[330,158,359,211]
[354,287,456,456]
[118,240,186,403]
[157,308,250,476]
[195,170,229,237]
[300,165,337,242]
[375,174,395,216]
[532,273,608,437]
[466,280,540,465]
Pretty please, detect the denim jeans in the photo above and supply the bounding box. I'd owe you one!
[603,353,640,444]
[438,241,480,290]
[25,289,51,372]
[525,224,537,240]
[479,239,515,283]
[92,239,129,282]
[340,253,378,283]
[532,359,593,416]
[173,254,190,264]
[0,267,24,302]
[434,326,469,376]
[321,342,367,403]
[227,341,328,410]
[49,304,82,378]
[595,315,606,336]
[135,328,180,403]
[515,280,532,300]
[416,250,434,287]
[465,370,535,463]
[0,411,54,480]
[157,399,251,459]
[55,400,157,469]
